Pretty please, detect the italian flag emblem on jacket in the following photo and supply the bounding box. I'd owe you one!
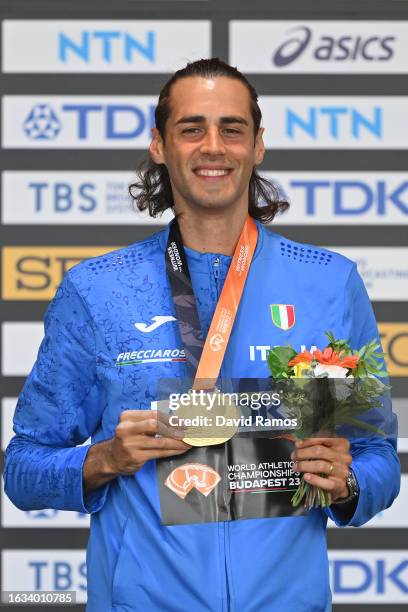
[270,304,295,330]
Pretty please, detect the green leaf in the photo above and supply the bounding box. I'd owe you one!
[340,416,386,437]
[267,345,297,378]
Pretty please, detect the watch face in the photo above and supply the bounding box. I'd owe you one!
[347,469,359,496]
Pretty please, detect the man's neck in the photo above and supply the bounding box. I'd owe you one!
[175,207,248,256]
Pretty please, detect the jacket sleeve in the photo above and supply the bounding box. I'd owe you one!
[326,263,401,527]
[3,272,110,514]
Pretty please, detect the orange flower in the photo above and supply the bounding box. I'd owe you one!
[289,347,359,370]
[288,351,314,366]
[313,347,358,369]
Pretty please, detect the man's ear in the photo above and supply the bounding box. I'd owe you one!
[149,127,165,165]
[254,127,265,166]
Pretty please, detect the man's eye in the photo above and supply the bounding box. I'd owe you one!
[223,128,241,135]
[182,128,201,134]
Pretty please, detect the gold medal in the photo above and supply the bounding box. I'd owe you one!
[172,389,240,446]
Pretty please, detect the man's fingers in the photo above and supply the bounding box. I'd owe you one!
[120,409,172,426]
[294,460,349,480]
[292,444,352,466]
[135,447,192,463]
[302,473,343,492]
[295,437,350,452]
[116,416,185,439]
[122,433,191,452]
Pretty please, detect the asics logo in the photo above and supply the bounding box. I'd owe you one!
[134,315,176,333]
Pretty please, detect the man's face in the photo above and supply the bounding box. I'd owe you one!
[150,76,265,213]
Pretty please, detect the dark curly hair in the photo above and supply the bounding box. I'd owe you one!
[129,58,289,224]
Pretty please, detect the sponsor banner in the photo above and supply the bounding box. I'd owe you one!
[2,20,210,73]
[230,21,408,74]
[2,171,407,225]
[1,171,173,225]
[5,96,408,150]
[330,550,408,603]
[1,323,43,376]
[2,550,407,603]
[2,96,156,149]
[379,324,408,377]
[1,492,90,528]
[2,246,119,301]
[329,474,408,528]
[266,172,408,225]
[258,97,408,149]
[326,247,408,301]
[1,397,16,451]
[1,550,87,602]
[395,398,408,453]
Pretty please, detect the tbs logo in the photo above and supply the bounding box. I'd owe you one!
[273,26,395,67]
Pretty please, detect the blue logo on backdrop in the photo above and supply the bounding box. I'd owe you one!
[25,509,58,519]
[29,182,97,213]
[58,30,156,63]
[28,561,87,591]
[23,104,61,140]
[25,509,87,520]
[273,26,395,67]
[22,103,155,141]
[331,559,408,594]
[285,106,382,140]
[286,180,408,216]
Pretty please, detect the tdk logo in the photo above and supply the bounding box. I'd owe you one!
[289,179,408,216]
[331,558,408,595]
[273,26,395,67]
[59,30,155,63]
[286,106,382,140]
[22,102,155,141]
[23,104,61,140]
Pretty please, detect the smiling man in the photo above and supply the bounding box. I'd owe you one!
[4,59,400,612]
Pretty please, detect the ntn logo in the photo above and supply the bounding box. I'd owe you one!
[274,26,395,66]
[286,107,381,139]
[59,31,155,63]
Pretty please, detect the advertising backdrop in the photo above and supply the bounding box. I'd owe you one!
[0,1,407,610]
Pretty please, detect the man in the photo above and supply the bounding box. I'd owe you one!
[4,59,400,611]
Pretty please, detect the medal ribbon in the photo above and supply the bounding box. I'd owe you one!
[166,215,258,390]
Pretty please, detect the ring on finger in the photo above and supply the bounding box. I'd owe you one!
[328,462,334,475]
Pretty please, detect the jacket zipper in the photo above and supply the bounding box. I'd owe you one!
[212,255,231,612]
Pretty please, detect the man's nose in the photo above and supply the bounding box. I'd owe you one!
[200,127,226,155]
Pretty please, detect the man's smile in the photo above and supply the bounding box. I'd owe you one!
[193,166,233,181]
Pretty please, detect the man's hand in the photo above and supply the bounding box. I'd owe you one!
[83,410,191,493]
[108,409,191,474]
[291,437,352,502]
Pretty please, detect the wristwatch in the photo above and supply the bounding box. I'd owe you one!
[332,468,360,504]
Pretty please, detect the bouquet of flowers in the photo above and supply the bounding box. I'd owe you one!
[267,331,390,509]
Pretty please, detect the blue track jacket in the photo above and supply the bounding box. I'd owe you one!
[4,222,400,612]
